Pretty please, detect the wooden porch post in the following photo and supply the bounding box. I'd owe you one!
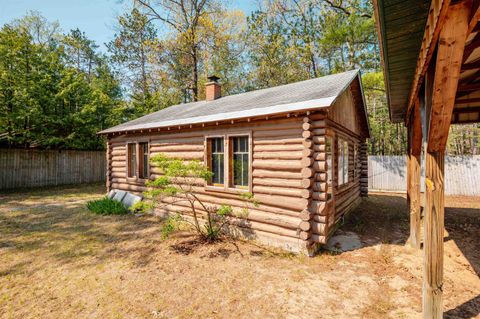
[407,98,422,249]
[423,2,470,317]
[424,151,445,318]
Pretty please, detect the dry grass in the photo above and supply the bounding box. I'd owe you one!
[0,185,479,318]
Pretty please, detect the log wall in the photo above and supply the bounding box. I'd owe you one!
[300,112,330,250]
[107,116,310,253]
[320,84,369,240]
[105,87,369,254]
[328,124,364,228]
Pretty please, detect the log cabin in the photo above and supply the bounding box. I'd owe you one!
[99,70,370,255]
[374,0,480,317]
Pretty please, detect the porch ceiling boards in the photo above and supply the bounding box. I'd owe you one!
[374,0,431,123]
[375,0,480,124]
[455,18,480,124]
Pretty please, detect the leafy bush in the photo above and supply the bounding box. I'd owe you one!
[161,213,183,239]
[86,197,129,215]
[142,154,258,241]
[129,201,153,214]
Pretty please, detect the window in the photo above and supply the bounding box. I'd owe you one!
[127,142,149,179]
[338,139,349,186]
[207,137,225,185]
[127,143,136,178]
[326,136,333,199]
[230,136,249,188]
[205,134,251,191]
[139,142,149,179]
[353,144,358,179]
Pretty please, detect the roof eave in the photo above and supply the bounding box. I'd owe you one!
[373,0,396,123]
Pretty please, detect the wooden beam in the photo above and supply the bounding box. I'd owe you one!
[411,98,423,156]
[423,3,471,318]
[427,2,471,152]
[407,98,422,249]
[407,151,421,249]
[423,151,445,319]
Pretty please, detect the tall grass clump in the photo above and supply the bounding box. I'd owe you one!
[86,197,129,215]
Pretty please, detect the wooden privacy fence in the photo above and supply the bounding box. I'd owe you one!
[368,155,480,196]
[0,149,106,190]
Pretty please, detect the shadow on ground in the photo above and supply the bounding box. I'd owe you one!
[340,193,480,318]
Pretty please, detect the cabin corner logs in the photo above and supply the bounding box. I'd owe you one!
[106,94,368,254]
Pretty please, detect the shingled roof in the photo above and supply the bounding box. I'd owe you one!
[100,69,362,134]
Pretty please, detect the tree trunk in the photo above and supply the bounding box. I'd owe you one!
[192,45,199,102]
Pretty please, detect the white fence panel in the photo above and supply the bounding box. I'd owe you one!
[368,155,480,196]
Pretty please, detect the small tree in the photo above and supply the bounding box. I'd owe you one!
[140,153,257,240]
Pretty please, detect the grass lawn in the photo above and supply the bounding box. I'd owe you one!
[0,184,479,318]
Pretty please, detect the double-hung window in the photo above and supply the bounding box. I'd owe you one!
[127,142,149,180]
[206,134,250,191]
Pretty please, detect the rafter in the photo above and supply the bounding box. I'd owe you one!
[467,0,480,34]
[457,82,480,91]
[462,32,480,63]
[455,97,480,103]
[461,59,480,70]
[453,106,480,112]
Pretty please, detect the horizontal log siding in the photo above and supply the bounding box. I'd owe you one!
[330,126,363,231]
[108,117,308,252]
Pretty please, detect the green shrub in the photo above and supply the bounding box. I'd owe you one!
[86,197,129,215]
[144,154,258,241]
[129,201,153,214]
[161,213,183,239]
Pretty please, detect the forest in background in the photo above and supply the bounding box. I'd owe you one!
[0,0,478,155]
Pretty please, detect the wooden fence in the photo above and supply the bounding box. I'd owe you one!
[368,155,480,196]
[0,149,106,190]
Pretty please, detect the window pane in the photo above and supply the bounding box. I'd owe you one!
[326,136,333,199]
[338,140,343,185]
[128,143,136,177]
[139,142,148,178]
[210,138,224,185]
[242,153,248,186]
[344,141,349,183]
[232,136,249,187]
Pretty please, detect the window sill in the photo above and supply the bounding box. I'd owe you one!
[205,184,251,194]
[126,177,149,184]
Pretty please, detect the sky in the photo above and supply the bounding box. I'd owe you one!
[0,0,256,51]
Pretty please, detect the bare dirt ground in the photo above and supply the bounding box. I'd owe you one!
[0,184,478,319]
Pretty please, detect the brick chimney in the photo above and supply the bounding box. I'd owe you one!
[206,75,221,101]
